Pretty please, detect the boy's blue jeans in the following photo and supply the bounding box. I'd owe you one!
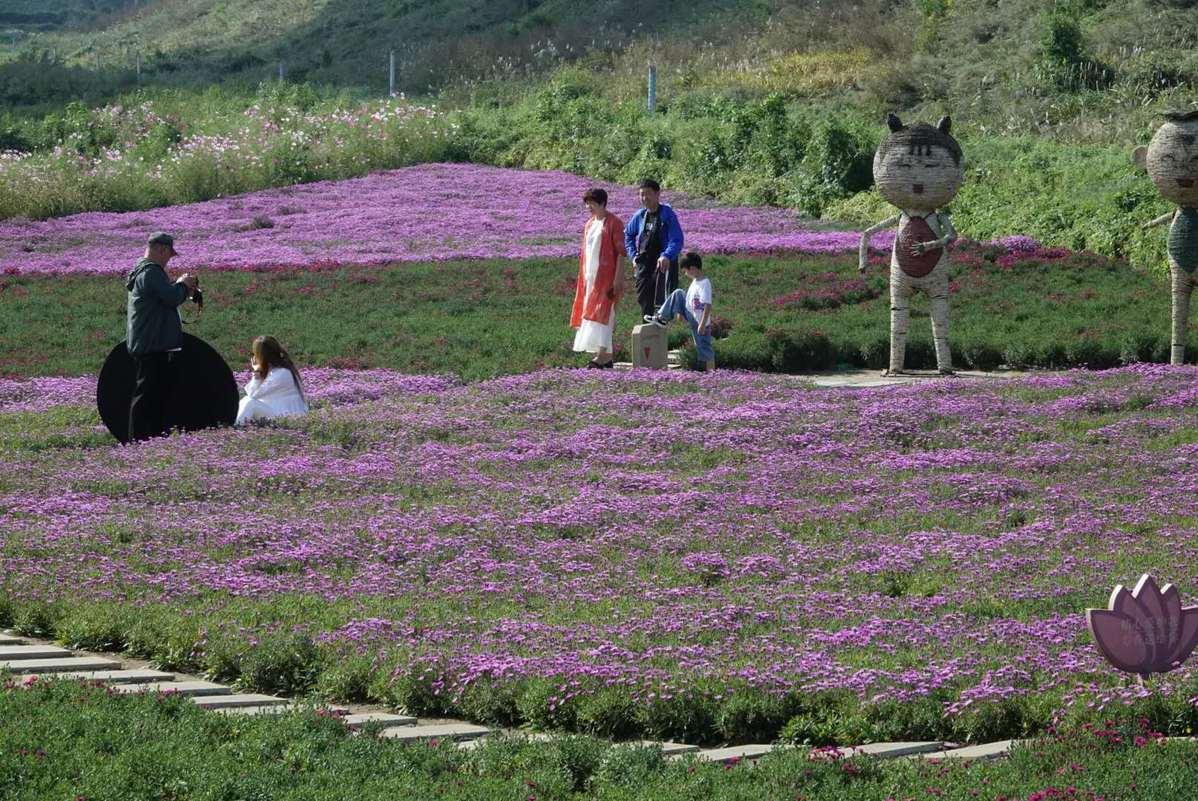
[656,289,714,362]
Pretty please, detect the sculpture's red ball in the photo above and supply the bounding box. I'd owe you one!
[896,217,943,278]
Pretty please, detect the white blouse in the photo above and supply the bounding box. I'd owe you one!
[236,367,308,425]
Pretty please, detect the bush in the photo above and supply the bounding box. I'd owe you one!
[766,327,839,372]
[123,614,203,672]
[575,687,640,739]
[11,601,62,638]
[54,606,131,652]
[591,743,667,789]
[235,633,322,696]
[636,688,717,744]
[458,677,524,727]
[779,690,860,746]
[315,654,376,702]
[714,687,791,744]
[386,663,451,717]
[518,677,580,731]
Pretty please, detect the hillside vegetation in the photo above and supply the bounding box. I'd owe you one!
[3,0,1194,123]
[0,0,1195,268]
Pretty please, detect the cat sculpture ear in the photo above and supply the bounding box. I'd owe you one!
[1131,146,1149,170]
[937,116,952,135]
[887,113,904,132]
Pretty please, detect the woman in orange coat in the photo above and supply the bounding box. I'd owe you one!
[571,188,626,368]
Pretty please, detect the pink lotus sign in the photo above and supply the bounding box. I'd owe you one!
[1087,575,1198,679]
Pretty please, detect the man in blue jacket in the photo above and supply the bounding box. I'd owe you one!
[125,232,197,441]
[624,178,684,319]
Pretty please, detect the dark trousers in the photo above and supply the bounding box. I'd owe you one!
[129,351,181,442]
[634,260,678,318]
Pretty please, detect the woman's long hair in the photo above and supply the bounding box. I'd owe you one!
[252,336,305,402]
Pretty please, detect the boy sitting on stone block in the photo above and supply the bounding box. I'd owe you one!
[643,251,715,371]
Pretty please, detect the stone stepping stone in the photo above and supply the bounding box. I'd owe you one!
[841,741,945,759]
[113,680,230,697]
[215,704,349,717]
[215,704,295,717]
[915,740,1014,762]
[1,656,121,674]
[0,644,73,660]
[0,635,24,645]
[343,712,416,730]
[628,741,700,757]
[466,734,697,758]
[684,744,776,764]
[455,732,553,749]
[379,723,491,742]
[192,693,289,710]
[16,669,174,685]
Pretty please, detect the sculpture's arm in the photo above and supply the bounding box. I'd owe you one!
[859,214,900,273]
[1143,211,1176,230]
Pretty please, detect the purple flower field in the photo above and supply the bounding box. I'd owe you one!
[0,163,907,276]
[2,364,1196,735]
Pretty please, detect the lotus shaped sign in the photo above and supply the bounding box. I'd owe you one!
[1087,575,1198,678]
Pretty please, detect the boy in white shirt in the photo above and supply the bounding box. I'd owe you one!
[644,251,715,371]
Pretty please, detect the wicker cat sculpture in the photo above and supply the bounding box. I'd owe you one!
[1135,110,1198,365]
[859,114,964,375]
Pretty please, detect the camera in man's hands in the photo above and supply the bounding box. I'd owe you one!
[185,276,203,311]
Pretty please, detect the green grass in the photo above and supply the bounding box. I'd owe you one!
[4,678,1198,801]
[0,248,1178,380]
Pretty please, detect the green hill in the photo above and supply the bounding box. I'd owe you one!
[3,0,1195,136]
[0,0,131,32]
[3,0,761,92]
[0,0,1194,268]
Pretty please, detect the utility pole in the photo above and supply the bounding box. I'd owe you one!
[647,64,657,113]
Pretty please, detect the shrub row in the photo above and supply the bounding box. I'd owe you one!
[9,600,1198,748]
[7,677,1198,801]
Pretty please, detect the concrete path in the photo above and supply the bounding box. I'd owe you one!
[612,348,1044,388]
[800,368,1036,389]
[914,740,1019,761]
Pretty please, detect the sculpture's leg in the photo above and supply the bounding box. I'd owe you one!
[1171,264,1192,366]
[929,268,952,373]
[889,264,910,373]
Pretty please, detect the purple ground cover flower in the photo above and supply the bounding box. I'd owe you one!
[2,363,1195,722]
[0,375,96,413]
[0,164,1040,276]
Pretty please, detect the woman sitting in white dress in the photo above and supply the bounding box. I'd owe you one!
[235,336,309,426]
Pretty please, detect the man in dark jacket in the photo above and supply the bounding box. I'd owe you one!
[624,178,685,318]
[126,232,197,441]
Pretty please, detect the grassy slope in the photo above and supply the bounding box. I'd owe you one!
[0,249,1175,380]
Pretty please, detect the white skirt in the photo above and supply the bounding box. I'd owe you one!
[236,396,308,426]
[573,309,615,353]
